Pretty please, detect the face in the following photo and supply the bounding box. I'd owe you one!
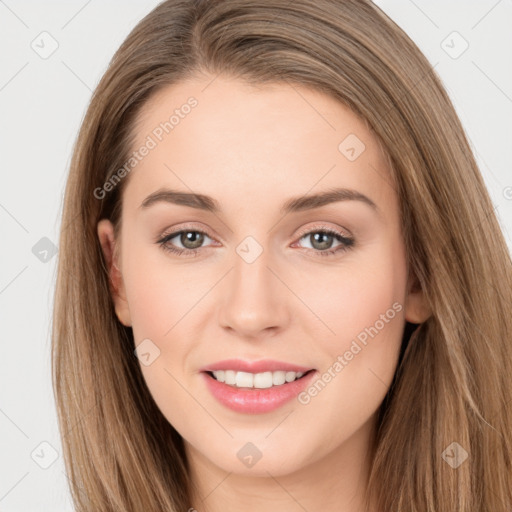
[98,74,430,481]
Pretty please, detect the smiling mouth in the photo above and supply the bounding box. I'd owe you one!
[205,369,315,389]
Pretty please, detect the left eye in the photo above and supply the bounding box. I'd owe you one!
[296,230,354,254]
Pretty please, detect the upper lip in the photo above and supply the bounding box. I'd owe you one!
[200,359,314,374]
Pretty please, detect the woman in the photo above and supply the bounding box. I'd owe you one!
[52,0,512,510]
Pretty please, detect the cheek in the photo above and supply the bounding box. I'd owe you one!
[122,242,197,340]
[121,246,200,429]
[300,237,407,344]
[307,238,408,395]
[331,261,404,342]
[288,266,407,448]
[121,243,207,408]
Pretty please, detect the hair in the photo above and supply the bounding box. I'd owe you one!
[52,0,512,510]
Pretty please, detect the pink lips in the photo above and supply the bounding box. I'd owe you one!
[200,358,316,414]
[200,358,313,374]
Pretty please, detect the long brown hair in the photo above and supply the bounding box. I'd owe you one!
[52,0,512,510]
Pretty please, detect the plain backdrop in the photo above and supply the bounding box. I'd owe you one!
[0,1,511,510]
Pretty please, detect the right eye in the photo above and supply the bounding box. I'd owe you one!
[157,229,216,257]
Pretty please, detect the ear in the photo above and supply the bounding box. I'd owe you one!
[404,270,432,324]
[97,219,132,327]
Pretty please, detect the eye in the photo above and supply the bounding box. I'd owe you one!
[293,227,354,257]
[157,225,354,258]
[157,228,215,257]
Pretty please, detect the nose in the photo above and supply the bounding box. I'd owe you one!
[217,244,291,339]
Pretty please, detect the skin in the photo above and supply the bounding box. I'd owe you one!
[98,73,431,512]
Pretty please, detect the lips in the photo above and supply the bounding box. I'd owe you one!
[200,359,317,414]
[199,358,313,374]
[210,369,308,389]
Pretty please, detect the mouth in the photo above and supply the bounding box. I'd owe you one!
[200,362,318,414]
[204,369,315,389]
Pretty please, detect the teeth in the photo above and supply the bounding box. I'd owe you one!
[272,371,286,386]
[211,370,306,388]
[224,370,236,385]
[236,371,254,388]
[285,371,296,382]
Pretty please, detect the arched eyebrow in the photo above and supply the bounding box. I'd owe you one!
[280,187,378,214]
[139,186,379,215]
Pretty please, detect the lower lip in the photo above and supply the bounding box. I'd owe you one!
[201,371,317,414]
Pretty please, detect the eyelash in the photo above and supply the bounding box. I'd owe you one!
[156,225,354,258]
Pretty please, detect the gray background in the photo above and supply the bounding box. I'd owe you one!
[0,1,511,510]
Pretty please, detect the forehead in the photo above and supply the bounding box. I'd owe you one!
[123,74,396,217]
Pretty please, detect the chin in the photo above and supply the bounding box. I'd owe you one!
[194,438,313,477]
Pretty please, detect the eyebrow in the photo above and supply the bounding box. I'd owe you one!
[139,186,379,215]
